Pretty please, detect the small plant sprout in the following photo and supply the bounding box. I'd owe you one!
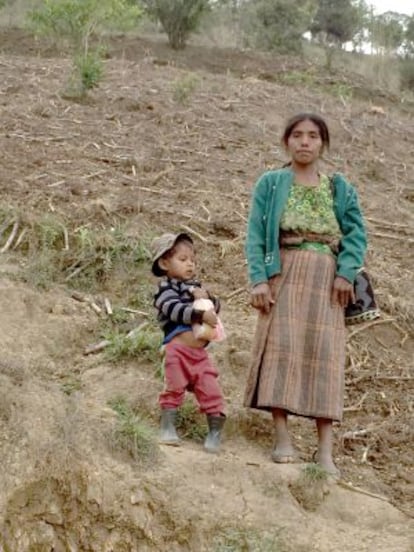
[172,73,200,103]
[109,396,159,463]
[302,462,329,482]
[175,399,207,442]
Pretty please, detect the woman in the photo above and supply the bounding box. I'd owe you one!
[244,113,367,477]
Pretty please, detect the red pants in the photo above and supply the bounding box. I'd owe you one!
[159,342,225,414]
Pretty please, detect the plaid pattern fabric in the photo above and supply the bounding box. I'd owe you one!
[244,249,346,422]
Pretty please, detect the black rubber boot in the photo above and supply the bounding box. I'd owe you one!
[204,414,226,453]
[159,408,181,446]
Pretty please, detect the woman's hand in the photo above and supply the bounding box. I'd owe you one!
[331,276,355,308]
[250,282,275,314]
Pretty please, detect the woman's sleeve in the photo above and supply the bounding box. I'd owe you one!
[245,175,268,286]
[336,186,367,283]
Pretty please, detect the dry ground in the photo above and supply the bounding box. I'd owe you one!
[0,28,413,551]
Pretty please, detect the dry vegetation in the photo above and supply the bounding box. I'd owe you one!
[0,26,413,551]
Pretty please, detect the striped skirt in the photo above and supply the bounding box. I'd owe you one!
[244,249,346,422]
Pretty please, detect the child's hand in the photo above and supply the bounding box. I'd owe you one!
[192,287,209,300]
[202,309,218,327]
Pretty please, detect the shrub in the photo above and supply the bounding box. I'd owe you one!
[142,0,209,49]
[72,51,104,95]
[28,0,141,95]
[240,0,316,54]
[172,72,199,103]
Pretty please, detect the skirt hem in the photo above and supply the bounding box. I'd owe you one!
[244,403,342,423]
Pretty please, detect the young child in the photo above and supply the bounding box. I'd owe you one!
[151,232,226,453]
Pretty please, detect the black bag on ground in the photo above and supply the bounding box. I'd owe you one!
[345,269,380,325]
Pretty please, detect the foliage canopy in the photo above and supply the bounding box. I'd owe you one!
[28,0,141,94]
[240,0,317,54]
[141,0,209,49]
[310,0,361,46]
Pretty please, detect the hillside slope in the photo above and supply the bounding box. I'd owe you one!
[0,30,413,551]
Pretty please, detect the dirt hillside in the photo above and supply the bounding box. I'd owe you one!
[0,29,413,551]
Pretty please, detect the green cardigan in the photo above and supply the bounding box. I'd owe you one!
[245,168,367,286]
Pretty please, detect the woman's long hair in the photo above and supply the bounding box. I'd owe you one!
[282,112,330,149]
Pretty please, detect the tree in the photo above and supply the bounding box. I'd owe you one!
[311,0,361,45]
[240,0,317,54]
[369,11,405,55]
[28,0,141,96]
[349,0,370,53]
[403,14,414,55]
[310,0,361,69]
[141,0,209,49]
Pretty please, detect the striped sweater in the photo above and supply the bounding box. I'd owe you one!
[153,277,220,342]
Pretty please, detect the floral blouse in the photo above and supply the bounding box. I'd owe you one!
[280,174,341,237]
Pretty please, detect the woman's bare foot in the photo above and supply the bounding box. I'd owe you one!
[313,451,340,478]
[272,408,297,463]
[315,418,340,477]
[272,444,297,463]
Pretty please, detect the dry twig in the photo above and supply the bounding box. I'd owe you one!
[0,219,14,241]
[119,307,149,316]
[225,287,247,301]
[83,322,149,355]
[1,220,19,252]
[70,290,102,314]
[180,224,209,243]
[146,167,174,185]
[65,261,94,282]
[337,481,390,504]
[341,428,371,441]
[62,225,69,251]
[83,339,110,355]
[371,231,414,244]
[104,298,113,315]
[366,216,413,232]
[13,227,28,250]
[131,183,174,195]
[344,392,369,412]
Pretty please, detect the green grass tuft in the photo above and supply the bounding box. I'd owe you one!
[176,399,207,442]
[109,396,159,463]
[302,462,329,483]
[213,527,286,552]
[104,324,162,363]
[172,72,199,103]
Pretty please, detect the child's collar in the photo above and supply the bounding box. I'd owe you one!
[167,277,199,287]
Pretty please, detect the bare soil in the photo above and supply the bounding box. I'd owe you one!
[0,28,413,551]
